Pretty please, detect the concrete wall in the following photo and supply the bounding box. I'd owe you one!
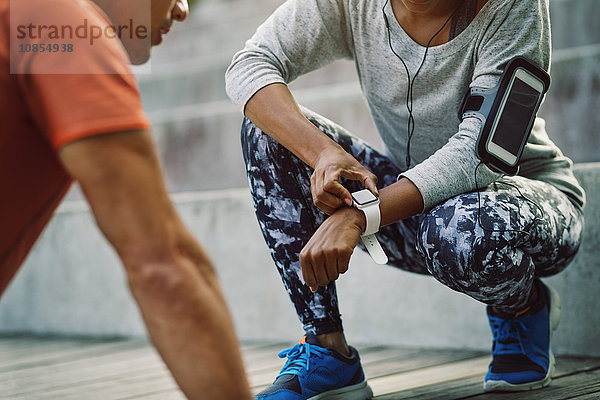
[1,163,598,356]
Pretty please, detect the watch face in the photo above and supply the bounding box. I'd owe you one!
[352,189,378,205]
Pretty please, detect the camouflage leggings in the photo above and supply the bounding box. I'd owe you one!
[241,112,584,335]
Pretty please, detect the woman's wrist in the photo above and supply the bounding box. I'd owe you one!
[335,206,367,234]
[305,134,346,169]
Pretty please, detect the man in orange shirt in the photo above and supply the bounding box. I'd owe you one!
[1,0,251,399]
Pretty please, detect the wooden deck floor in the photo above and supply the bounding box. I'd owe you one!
[0,336,598,399]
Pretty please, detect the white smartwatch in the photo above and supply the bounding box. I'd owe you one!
[351,189,388,265]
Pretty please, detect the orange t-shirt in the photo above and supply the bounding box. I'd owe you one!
[0,0,151,295]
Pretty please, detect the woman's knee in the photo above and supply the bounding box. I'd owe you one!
[240,117,296,168]
[417,197,524,290]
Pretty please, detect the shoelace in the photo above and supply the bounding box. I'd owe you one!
[489,314,529,355]
[276,342,331,378]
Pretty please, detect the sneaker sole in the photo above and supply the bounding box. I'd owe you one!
[483,282,561,392]
[308,380,373,400]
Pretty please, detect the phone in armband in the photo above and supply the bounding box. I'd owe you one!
[459,56,551,175]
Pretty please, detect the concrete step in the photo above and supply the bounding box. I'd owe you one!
[63,80,379,201]
[135,0,600,111]
[142,0,599,70]
[146,0,284,66]
[149,0,598,65]
[540,44,600,163]
[137,58,360,111]
[135,45,598,194]
[147,81,380,193]
[137,41,600,113]
[550,0,600,50]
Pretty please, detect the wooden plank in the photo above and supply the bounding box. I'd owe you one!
[117,389,186,400]
[554,356,600,376]
[241,340,292,352]
[7,341,299,400]
[0,337,76,357]
[249,348,487,391]
[0,338,149,372]
[4,371,180,400]
[0,337,116,365]
[0,338,269,399]
[364,349,486,379]
[375,356,600,400]
[0,347,166,398]
[0,347,161,383]
[571,392,600,400]
[0,357,180,400]
[466,368,600,400]
[1,340,294,400]
[242,342,293,372]
[1,336,598,400]
[0,336,54,352]
[369,356,491,397]
[67,366,180,400]
[375,375,483,400]
[50,372,180,400]
[354,346,424,364]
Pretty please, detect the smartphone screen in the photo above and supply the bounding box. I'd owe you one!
[486,68,544,166]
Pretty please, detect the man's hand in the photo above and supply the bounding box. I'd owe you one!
[300,206,366,292]
[310,147,378,215]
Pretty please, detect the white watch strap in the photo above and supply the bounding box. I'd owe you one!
[361,234,388,265]
[362,202,381,236]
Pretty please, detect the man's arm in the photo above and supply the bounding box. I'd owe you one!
[59,130,251,400]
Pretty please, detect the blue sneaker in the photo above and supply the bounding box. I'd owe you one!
[484,280,561,392]
[256,334,372,400]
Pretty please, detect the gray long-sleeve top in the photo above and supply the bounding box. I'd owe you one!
[225,0,585,212]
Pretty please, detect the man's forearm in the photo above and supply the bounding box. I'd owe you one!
[126,246,251,400]
[59,130,252,400]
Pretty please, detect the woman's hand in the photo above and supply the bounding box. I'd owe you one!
[243,83,377,215]
[310,147,379,215]
[300,206,366,292]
